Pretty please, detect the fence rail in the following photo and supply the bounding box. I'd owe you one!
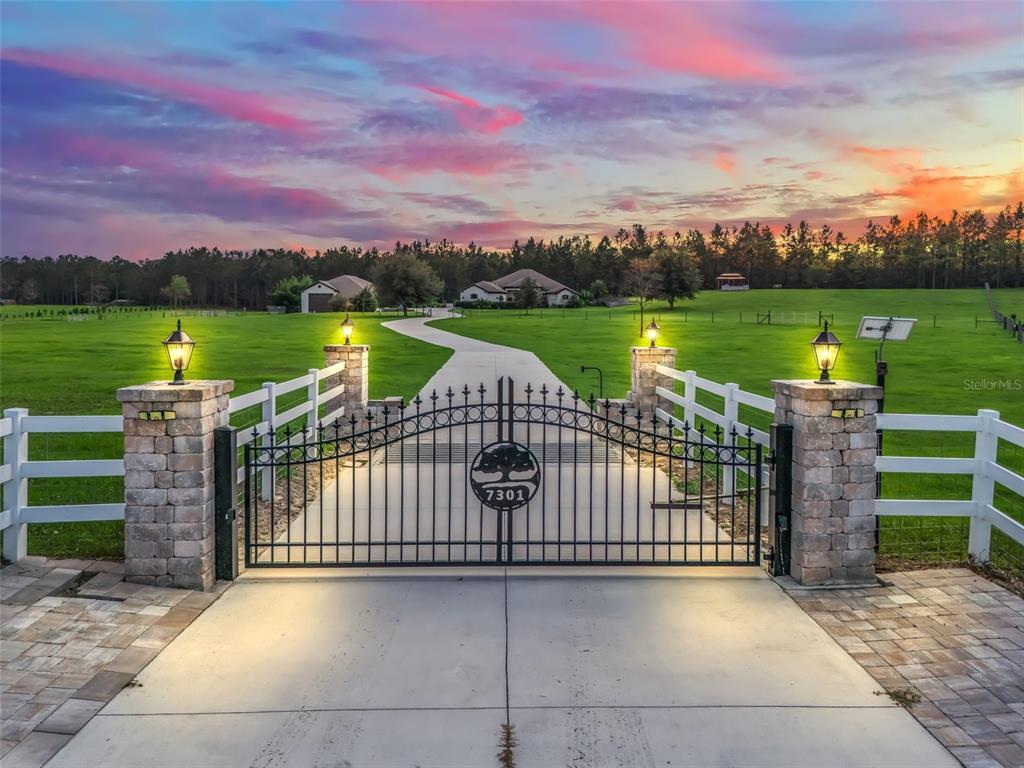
[875,408,1024,561]
[5,356,1022,572]
[651,364,1024,571]
[653,366,773,513]
[1,358,348,561]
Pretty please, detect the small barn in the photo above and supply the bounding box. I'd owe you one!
[715,273,749,291]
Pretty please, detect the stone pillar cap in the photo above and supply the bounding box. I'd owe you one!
[631,346,677,354]
[771,379,882,400]
[117,380,235,402]
[324,343,371,351]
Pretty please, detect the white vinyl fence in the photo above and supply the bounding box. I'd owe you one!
[653,366,775,505]
[4,359,1023,570]
[1,360,347,561]
[651,364,1024,564]
[876,409,1024,560]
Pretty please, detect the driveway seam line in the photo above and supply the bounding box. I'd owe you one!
[503,564,512,729]
[92,704,900,717]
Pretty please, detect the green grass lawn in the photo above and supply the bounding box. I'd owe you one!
[435,288,1024,573]
[1,310,451,558]
[2,289,1022,569]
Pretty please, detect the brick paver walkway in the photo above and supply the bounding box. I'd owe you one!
[789,568,1024,768]
[0,557,225,767]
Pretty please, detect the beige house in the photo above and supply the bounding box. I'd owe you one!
[301,275,374,313]
[459,269,577,306]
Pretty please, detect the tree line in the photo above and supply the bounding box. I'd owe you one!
[2,204,1020,308]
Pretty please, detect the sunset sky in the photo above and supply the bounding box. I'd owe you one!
[1,1,1021,259]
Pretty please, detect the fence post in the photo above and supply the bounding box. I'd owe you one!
[260,381,276,501]
[683,370,696,426]
[2,408,29,562]
[723,383,739,497]
[324,344,370,424]
[628,346,677,419]
[306,367,320,429]
[117,379,234,590]
[969,408,998,562]
[771,379,882,585]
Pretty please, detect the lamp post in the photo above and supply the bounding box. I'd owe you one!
[162,319,195,385]
[646,319,660,348]
[810,321,841,384]
[341,314,354,345]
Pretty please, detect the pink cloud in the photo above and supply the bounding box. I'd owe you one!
[419,85,523,135]
[576,3,785,83]
[358,3,782,84]
[2,48,311,134]
[354,138,536,179]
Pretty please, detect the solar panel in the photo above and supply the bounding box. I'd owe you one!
[856,316,917,341]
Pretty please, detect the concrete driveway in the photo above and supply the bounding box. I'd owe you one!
[48,569,955,767]
[381,310,573,399]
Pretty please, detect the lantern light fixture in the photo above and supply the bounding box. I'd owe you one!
[646,319,660,348]
[162,319,195,385]
[810,321,842,384]
[341,314,354,345]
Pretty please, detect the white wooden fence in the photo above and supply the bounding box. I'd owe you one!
[0,360,347,561]
[653,366,775,502]
[4,359,1023,569]
[875,409,1024,560]
[651,365,1024,564]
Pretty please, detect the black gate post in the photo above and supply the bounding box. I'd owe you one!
[213,425,239,581]
[769,423,793,577]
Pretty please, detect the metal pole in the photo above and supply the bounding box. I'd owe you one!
[580,365,604,399]
[213,425,239,581]
[769,423,793,577]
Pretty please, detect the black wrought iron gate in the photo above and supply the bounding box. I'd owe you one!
[243,378,762,567]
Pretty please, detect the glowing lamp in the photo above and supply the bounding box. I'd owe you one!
[646,319,660,348]
[341,314,354,345]
[810,321,842,384]
[162,319,195,385]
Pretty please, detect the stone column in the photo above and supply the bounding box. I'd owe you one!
[771,379,882,586]
[117,380,234,591]
[324,344,369,422]
[628,347,677,417]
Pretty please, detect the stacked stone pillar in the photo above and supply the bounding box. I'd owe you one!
[323,344,369,422]
[771,380,882,586]
[628,346,677,418]
[117,380,233,591]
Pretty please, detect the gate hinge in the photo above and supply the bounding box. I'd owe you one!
[766,451,777,468]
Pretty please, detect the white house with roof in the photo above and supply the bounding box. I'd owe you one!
[300,274,374,313]
[459,269,577,306]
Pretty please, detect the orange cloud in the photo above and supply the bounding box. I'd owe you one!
[843,144,1018,216]
[713,150,737,175]
[845,145,923,175]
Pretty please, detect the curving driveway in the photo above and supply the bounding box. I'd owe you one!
[382,309,573,400]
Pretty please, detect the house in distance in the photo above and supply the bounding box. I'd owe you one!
[459,269,578,306]
[301,275,374,313]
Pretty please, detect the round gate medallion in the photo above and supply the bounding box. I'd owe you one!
[470,441,541,511]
